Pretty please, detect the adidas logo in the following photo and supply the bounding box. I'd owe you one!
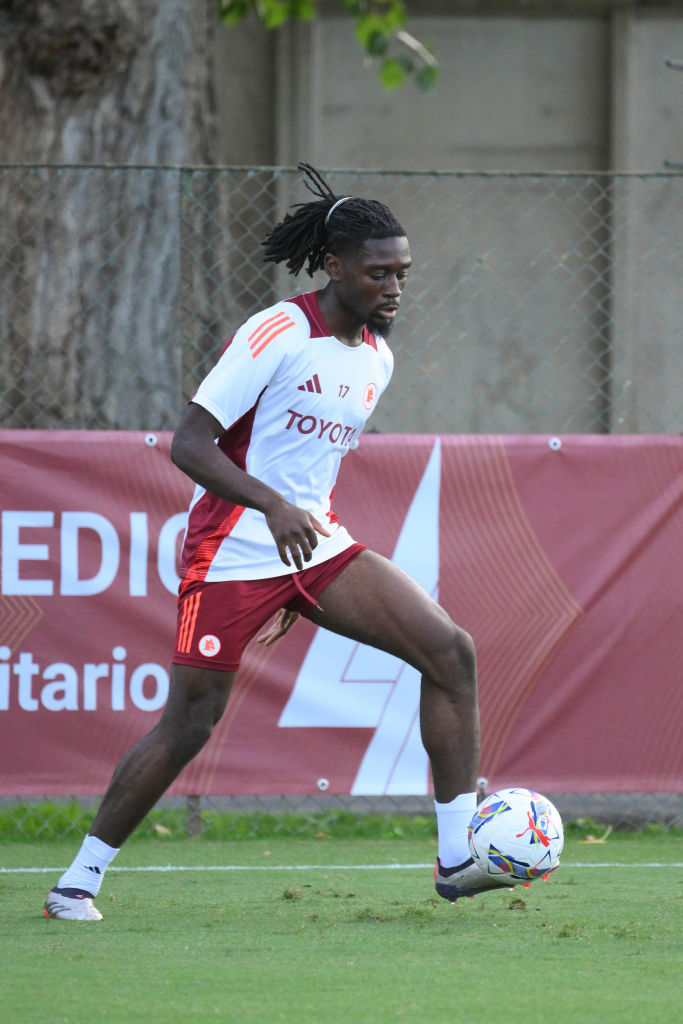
[298,374,321,393]
[85,865,102,874]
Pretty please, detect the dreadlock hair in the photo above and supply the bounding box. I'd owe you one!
[262,163,405,278]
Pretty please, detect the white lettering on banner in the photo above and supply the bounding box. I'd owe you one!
[1,511,54,595]
[279,439,441,796]
[129,664,169,712]
[129,512,149,596]
[0,645,168,712]
[0,511,188,596]
[60,512,120,596]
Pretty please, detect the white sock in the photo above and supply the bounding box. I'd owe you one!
[435,792,477,868]
[56,834,119,897]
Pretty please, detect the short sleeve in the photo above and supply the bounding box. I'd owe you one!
[192,302,302,429]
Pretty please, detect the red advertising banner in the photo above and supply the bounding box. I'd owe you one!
[1,430,681,796]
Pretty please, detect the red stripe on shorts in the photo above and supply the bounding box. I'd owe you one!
[178,591,201,653]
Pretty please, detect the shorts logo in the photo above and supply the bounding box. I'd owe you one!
[363,383,377,409]
[198,634,221,657]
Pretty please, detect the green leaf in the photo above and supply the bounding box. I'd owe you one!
[217,0,438,92]
[262,0,291,30]
[415,64,439,91]
[355,14,387,50]
[355,3,406,47]
[381,1,407,34]
[290,0,316,20]
[366,31,389,57]
[379,57,407,91]
[216,0,254,26]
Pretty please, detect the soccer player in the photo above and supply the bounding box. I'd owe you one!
[44,164,511,920]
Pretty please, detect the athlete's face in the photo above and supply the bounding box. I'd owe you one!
[330,236,412,337]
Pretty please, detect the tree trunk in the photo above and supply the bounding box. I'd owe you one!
[0,0,222,429]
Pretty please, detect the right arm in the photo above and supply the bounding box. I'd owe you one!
[170,402,330,570]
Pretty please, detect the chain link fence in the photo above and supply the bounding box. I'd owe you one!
[1,165,681,434]
[2,792,681,842]
[1,165,681,836]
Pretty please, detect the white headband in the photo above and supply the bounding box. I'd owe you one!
[325,196,352,226]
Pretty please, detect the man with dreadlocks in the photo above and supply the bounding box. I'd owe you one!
[44,165,512,922]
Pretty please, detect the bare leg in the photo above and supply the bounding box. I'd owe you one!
[90,664,235,847]
[309,549,480,801]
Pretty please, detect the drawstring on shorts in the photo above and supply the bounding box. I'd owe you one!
[292,571,323,611]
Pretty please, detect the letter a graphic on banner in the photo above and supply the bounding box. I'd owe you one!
[279,439,441,794]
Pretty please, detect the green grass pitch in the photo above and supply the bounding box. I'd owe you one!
[2,831,681,1024]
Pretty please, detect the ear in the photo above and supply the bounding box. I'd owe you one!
[324,252,343,282]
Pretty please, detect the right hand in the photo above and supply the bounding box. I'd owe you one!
[264,498,332,571]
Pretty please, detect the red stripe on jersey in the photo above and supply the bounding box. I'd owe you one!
[251,323,294,357]
[363,326,378,350]
[288,292,329,338]
[288,291,382,349]
[326,485,339,525]
[184,504,246,582]
[221,332,236,355]
[249,313,295,357]
[248,311,289,347]
[180,392,265,580]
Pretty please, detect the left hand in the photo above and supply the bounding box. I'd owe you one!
[256,608,300,647]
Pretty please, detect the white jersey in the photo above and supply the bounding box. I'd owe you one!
[181,291,393,581]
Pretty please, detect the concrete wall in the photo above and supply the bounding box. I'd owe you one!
[276,15,610,172]
[209,4,682,433]
[610,10,683,431]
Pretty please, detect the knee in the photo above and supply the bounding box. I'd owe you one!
[182,709,216,757]
[161,716,213,771]
[453,625,476,680]
[158,694,220,768]
[429,622,477,697]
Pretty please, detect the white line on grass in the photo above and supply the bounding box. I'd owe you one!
[2,862,682,874]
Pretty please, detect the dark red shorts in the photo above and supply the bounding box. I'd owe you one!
[172,543,366,672]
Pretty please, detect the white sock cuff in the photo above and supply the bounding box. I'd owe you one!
[56,833,120,896]
[434,792,476,813]
[84,834,120,863]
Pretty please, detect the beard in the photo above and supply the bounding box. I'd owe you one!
[365,313,395,338]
